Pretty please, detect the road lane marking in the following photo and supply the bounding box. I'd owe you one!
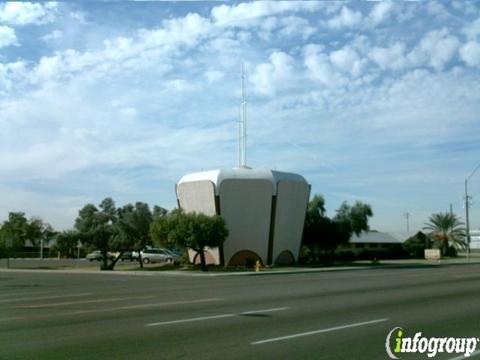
[0,291,50,298]
[147,307,290,327]
[241,307,290,315]
[147,313,235,326]
[72,298,224,314]
[449,350,480,360]
[251,318,389,345]
[0,293,92,304]
[0,316,25,322]
[17,295,155,308]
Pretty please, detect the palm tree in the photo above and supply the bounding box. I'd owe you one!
[423,213,466,256]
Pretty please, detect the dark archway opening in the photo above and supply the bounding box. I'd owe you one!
[227,250,263,268]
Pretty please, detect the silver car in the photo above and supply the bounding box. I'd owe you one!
[140,248,174,264]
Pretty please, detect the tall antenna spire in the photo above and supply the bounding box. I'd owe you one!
[239,63,247,167]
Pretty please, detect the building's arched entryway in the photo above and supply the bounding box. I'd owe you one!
[227,250,262,268]
[275,250,295,266]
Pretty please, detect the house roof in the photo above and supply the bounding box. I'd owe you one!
[350,231,407,244]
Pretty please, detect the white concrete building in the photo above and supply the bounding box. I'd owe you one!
[176,167,310,266]
[470,230,480,249]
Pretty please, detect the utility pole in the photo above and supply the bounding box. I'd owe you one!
[465,162,480,261]
[465,179,471,260]
[404,212,410,233]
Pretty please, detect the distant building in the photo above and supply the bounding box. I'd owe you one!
[176,167,310,266]
[470,230,480,250]
[338,231,407,258]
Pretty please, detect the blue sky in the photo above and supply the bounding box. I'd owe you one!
[1,1,480,233]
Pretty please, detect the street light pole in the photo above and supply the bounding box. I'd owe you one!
[465,179,471,260]
[404,212,410,233]
[465,163,480,261]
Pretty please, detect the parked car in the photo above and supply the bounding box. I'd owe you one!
[163,248,182,264]
[138,248,174,264]
[86,250,115,262]
[118,251,135,261]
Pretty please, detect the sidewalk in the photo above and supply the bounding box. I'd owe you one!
[1,257,480,277]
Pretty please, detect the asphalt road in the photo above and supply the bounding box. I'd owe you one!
[1,264,479,360]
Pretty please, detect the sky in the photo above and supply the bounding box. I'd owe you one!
[1,1,480,234]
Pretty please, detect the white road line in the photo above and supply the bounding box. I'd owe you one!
[17,295,155,308]
[73,298,224,314]
[0,293,92,304]
[0,316,25,322]
[449,350,480,360]
[147,313,235,326]
[147,307,290,327]
[241,307,290,315]
[251,318,389,345]
[0,291,50,298]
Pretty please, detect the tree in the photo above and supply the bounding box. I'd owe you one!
[0,213,55,257]
[74,198,162,270]
[25,218,56,256]
[150,210,228,271]
[53,230,80,258]
[302,195,373,263]
[75,198,119,270]
[116,202,154,268]
[423,213,466,256]
[404,231,430,258]
[334,201,373,236]
[0,212,29,252]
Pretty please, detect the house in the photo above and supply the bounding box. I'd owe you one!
[337,231,408,259]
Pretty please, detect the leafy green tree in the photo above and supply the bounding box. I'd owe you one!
[75,198,119,270]
[334,201,373,236]
[423,212,466,256]
[25,218,56,255]
[404,231,430,258]
[153,206,168,218]
[74,198,162,269]
[150,210,228,271]
[0,213,55,257]
[302,196,373,263]
[53,230,80,258]
[116,202,154,268]
[0,212,29,252]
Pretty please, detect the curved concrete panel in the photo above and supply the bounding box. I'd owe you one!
[272,180,310,263]
[219,179,273,265]
[178,168,308,195]
[177,180,217,216]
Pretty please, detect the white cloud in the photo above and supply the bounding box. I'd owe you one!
[368,1,395,25]
[278,16,316,39]
[42,29,62,42]
[464,17,480,40]
[369,42,407,71]
[325,6,362,29]
[408,28,460,71]
[303,44,345,87]
[329,46,365,76]
[205,70,224,83]
[211,1,321,27]
[460,41,480,66]
[1,2,480,232]
[0,25,16,48]
[0,60,27,95]
[0,2,58,26]
[251,51,295,96]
